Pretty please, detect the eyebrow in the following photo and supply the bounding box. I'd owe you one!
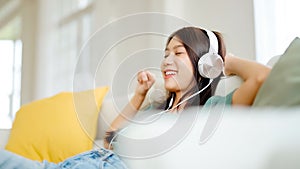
[165,44,185,51]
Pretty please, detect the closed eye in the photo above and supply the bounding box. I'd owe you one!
[175,52,185,55]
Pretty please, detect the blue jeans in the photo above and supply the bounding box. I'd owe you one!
[0,148,127,169]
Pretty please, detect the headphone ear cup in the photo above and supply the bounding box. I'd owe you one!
[198,53,224,79]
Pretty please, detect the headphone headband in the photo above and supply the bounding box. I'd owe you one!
[202,28,219,54]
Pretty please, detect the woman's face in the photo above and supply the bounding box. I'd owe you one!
[161,37,195,94]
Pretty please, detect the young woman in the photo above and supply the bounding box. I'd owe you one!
[104,27,270,148]
[0,27,270,169]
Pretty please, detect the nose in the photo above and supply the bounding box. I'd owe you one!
[162,54,174,66]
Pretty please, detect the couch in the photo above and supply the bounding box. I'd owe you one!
[1,38,300,168]
[115,106,300,169]
[2,103,300,169]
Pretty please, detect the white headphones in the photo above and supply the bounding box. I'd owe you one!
[198,29,224,79]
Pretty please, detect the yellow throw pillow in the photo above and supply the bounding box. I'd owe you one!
[5,86,109,163]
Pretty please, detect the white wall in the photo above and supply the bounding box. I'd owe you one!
[20,0,256,103]
[20,0,59,104]
[163,0,256,59]
[20,0,38,104]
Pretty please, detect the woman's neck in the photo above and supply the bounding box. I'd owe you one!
[170,91,187,111]
[171,82,197,111]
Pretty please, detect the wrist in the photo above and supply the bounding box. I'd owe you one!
[107,127,117,132]
[133,92,147,101]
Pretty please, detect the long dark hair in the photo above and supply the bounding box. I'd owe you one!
[162,27,226,110]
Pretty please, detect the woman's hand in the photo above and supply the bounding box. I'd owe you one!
[135,71,156,97]
[104,130,116,150]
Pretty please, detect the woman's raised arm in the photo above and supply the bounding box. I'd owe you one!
[104,71,155,149]
[224,54,271,105]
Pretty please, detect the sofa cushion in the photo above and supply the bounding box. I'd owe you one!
[5,86,108,163]
[116,107,300,169]
[253,37,300,106]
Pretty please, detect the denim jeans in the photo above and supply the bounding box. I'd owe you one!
[0,148,127,169]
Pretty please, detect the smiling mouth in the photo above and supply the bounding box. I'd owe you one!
[164,70,177,79]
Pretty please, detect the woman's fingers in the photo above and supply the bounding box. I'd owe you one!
[137,71,155,84]
[136,71,156,95]
[138,71,148,83]
[145,71,155,84]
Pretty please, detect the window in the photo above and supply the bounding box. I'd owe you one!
[254,0,300,64]
[0,40,22,129]
[0,0,22,128]
[53,0,94,92]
